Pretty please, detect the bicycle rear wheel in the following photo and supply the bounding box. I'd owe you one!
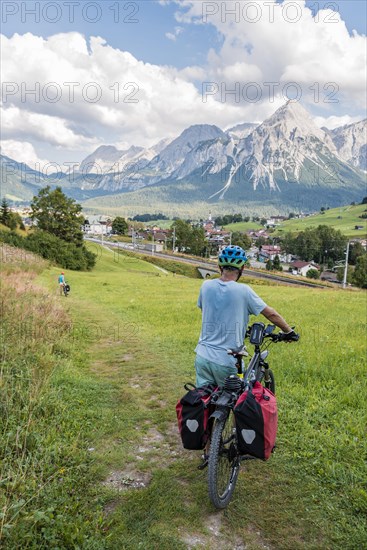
[208,411,240,509]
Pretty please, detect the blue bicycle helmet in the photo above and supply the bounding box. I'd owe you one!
[218,245,247,268]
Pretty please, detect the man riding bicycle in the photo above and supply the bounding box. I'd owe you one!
[195,245,299,389]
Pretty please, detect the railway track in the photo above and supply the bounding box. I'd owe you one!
[86,238,329,289]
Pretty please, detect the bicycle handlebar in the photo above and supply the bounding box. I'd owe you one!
[246,324,300,343]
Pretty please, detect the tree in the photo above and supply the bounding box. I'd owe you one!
[31,186,84,245]
[231,232,252,250]
[112,216,128,235]
[336,266,354,284]
[294,228,321,261]
[190,226,206,255]
[284,225,347,265]
[361,197,367,205]
[0,198,11,226]
[6,214,17,230]
[280,232,296,254]
[314,225,347,264]
[352,255,367,288]
[273,254,282,271]
[0,199,25,230]
[255,236,267,248]
[171,219,205,255]
[349,242,366,265]
[10,212,25,230]
[266,260,274,271]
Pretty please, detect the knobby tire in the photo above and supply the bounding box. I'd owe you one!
[208,411,240,509]
[264,369,275,394]
[257,368,276,395]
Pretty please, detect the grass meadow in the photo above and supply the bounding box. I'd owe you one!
[0,242,366,549]
[273,203,367,238]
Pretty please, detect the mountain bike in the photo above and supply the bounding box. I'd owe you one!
[63,283,70,297]
[207,323,298,509]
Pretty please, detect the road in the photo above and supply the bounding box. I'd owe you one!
[85,237,327,289]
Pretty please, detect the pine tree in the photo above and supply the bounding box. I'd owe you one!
[0,198,10,226]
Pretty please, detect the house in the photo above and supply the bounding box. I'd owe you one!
[248,229,269,240]
[290,261,320,277]
[258,245,282,261]
[153,231,168,244]
[83,215,112,235]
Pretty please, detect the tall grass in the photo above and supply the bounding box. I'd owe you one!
[0,255,107,548]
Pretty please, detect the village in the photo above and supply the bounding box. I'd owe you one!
[80,212,366,282]
[5,203,366,284]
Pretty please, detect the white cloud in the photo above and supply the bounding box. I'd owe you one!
[1,105,98,148]
[0,1,366,166]
[166,26,184,41]
[313,114,365,130]
[171,0,367,110]
[0,140,50,169]
[0,31,246,163]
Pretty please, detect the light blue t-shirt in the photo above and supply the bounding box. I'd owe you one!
[195,279,267,367]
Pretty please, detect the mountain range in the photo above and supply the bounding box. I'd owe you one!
[1,101,366,214]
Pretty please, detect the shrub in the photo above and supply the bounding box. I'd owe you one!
[0,230,96,271]
[306,268,320,279]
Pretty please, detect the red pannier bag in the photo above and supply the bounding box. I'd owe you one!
[176,384,216,450]
[234,381,277,460]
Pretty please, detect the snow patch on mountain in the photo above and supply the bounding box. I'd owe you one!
[147,124,226,178]
[233,101,339,192]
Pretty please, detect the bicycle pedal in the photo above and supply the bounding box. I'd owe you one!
[197,455,209,470]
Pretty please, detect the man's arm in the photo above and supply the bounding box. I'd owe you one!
[260,306,292,333]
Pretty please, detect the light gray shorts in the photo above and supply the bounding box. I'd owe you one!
[195,354,237,388]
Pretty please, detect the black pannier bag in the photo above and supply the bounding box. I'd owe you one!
[234,381,277,460]
[176,384,217,450]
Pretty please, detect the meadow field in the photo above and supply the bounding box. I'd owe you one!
[1,243,366,549]
[274,204,367,238]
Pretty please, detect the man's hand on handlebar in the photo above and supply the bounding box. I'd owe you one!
[277,329,300,342]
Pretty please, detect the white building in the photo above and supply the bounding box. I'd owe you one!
[83,215,112,235]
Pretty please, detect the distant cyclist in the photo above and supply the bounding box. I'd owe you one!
[58,272,65,296]
[195,245,299,389]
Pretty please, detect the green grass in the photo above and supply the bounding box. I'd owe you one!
[143,219,173,229]
[274,204,367,238]
[1,243,366,549]
[223,220,264,232]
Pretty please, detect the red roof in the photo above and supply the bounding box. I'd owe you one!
[261,245,281,253]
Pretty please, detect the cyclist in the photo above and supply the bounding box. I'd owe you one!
[58,272,65,295]
[195,245,299,468]
[195,244,299,389]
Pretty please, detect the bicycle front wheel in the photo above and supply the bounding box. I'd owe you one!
[208,411,240,509]
[264,369,275,394]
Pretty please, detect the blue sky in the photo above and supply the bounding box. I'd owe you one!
[1,1,366,165]
[1,1,366,68]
